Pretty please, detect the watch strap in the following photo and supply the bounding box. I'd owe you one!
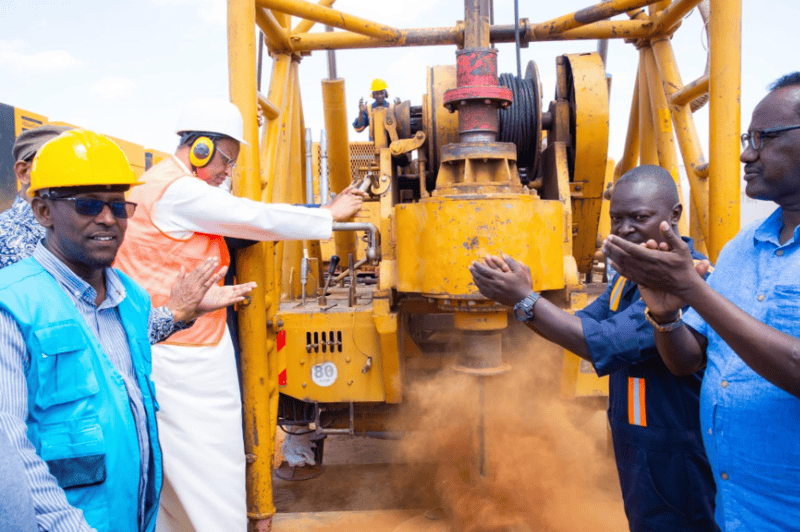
[513,291,540,322]
[644,307,683,332]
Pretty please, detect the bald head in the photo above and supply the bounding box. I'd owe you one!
[764,73,800,122]
[609,165,683,245]
[616,165,680,206]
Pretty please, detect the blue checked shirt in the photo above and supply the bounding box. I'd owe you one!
[684,207,800,532]
[0,243,154,531]
[0,197,186,345]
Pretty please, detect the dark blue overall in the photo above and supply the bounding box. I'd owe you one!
[576,238,718,532]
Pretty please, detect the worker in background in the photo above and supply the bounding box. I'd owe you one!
[352,78,400,140]
[0,124,71,268]
[0,129,252,532]
[114,98,367,532]
[470,165,718,532]
[603,74,800,531]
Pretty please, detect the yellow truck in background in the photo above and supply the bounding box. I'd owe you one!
[0,102,169,210]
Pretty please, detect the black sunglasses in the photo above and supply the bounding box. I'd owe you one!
[51,197,137,219]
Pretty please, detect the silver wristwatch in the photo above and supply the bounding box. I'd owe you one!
[513,291,541,323]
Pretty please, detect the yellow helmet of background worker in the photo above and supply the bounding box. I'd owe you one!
[29,129,141,196]
[370,78,388,92]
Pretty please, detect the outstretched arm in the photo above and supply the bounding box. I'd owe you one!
[156,178,340,242]
[469,255,591,360]
[604,221,800,397]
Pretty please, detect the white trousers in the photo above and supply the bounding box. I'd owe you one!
[152,327,247,532]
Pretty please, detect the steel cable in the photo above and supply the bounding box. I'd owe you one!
[498,73,538,171]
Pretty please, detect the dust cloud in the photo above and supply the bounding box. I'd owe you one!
[395,321,625,532]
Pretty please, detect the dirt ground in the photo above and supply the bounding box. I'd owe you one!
[272,431,628,531]
[271,320,629,532]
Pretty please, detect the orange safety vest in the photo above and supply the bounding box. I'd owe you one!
[115,157,230,346]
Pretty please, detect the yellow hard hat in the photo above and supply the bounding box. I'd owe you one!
[29,129,141,196]
[370,78,387,92]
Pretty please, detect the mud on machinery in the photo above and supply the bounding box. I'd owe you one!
[227,0,742,529]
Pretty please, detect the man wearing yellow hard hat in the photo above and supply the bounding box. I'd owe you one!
[0,129,254,532]
[353,78,399,140]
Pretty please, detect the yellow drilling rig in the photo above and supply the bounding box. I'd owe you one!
[226,0,741,529]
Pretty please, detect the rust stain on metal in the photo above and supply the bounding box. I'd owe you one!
[574,4,611,25]
[467,55,494,77]
[251,412,259,446]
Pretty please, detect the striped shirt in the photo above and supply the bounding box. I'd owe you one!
[0,243,152,532]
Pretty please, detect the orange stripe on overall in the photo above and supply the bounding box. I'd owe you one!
[609,276,628,312]
[628,377,647,426]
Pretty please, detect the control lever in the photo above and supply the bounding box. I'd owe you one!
[300,252,308,306]
[317,255,340,307]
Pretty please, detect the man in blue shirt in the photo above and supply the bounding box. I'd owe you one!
[603,74,800,531]
[470,165,718,532]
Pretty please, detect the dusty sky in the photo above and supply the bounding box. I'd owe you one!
[2,0,797,221]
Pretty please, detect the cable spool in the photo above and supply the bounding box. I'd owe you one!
[497,60,542,182]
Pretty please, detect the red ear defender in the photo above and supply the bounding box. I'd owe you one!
[189,137,215,168]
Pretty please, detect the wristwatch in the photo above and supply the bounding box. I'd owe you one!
[644,307,683,332]
[513,291,541,323]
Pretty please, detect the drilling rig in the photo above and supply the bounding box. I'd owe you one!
[226,0,741,530]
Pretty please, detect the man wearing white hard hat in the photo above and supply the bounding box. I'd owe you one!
[115,98,366,532]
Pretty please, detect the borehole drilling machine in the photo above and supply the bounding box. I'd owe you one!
[227,0,741,529]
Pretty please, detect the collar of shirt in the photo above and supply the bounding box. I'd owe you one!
[172,154,194,176]
[753,206,800,247]
[32,241,127,309]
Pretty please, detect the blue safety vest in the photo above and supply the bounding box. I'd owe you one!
[0,258,162,532]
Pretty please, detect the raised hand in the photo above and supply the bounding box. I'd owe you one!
[469,254,533,307]
[167,258,225,323]
[196,280,257,316]
[358,98,367,113]
[602,221,701,318]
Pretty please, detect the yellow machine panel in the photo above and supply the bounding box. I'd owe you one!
[396,196,565,295]
[277,303,389,403]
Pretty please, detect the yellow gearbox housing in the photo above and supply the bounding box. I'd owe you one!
[396,195,565,296]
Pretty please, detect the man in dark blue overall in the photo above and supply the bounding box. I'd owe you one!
[470,164,718,532]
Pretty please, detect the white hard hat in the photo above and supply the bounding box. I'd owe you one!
[176,98,249,146]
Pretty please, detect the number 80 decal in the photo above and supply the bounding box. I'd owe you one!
[311,362,338,387]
